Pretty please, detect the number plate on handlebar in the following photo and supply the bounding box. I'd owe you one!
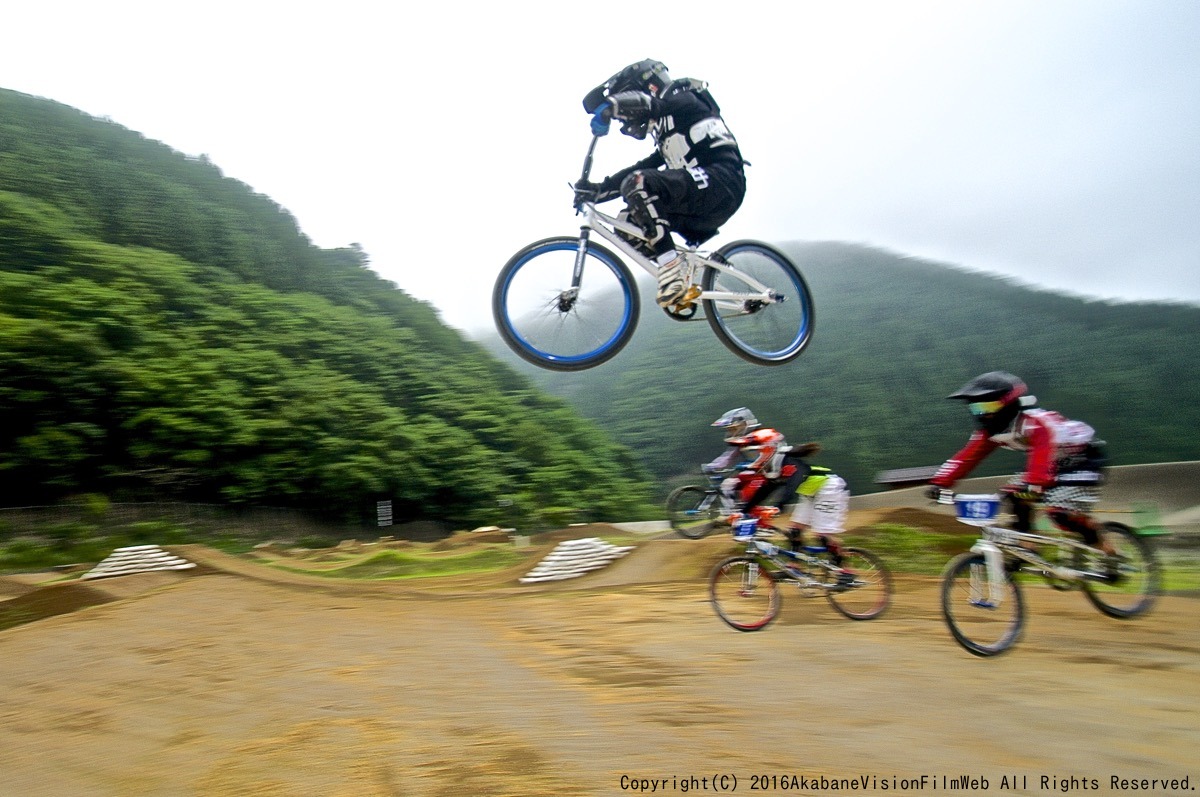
[732,518,758,540]
[954,494,1001,526]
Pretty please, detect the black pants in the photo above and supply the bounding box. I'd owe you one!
[622,162,745,248]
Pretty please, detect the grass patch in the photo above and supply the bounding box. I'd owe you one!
[1158,551,1200,593]
[0,536,118,572]
[272,546,524,581]
[851,523,979,575]
[0,605,41,633]
[856,523,1200,591]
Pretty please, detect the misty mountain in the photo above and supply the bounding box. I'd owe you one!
[487,241,1200,496]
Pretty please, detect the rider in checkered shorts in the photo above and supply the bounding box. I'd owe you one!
[927,371,1116,559]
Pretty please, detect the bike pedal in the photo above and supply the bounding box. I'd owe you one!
[662,301,698,321]
[662,286,704,318]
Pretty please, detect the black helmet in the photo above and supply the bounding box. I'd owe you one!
[947,371,1030,433]
[607,59,671,96]
[583,59,671,114]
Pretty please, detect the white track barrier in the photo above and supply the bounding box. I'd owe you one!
[519,537,635,584]
[82,545,197,580]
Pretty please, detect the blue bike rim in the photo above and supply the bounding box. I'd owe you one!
[498,240,636,368]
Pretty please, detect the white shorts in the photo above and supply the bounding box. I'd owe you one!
[789,475,849,534]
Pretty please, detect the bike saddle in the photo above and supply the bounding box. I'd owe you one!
[681,228,720,248]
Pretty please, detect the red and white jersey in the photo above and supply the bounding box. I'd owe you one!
[727,427,789,478]
[931,409,1095,489]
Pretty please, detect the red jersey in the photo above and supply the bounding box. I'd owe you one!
[931,409,1095,489]
[727,427,788,478]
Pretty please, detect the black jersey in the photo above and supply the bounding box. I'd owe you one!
[622,80,744,174]
[595,80,746,209]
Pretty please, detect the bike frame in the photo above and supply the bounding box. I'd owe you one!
[963,517,1115,607]
[735,529,844,591]
[572,136,781,315]
[697,472,739,514]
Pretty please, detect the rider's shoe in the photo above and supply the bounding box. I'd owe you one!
[831,570,856,591]
[661,285,704,317]
[655,254,686,307]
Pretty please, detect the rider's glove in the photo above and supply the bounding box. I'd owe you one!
[590,103,613,136]
[926,485,953,504]
[572,180,599,207]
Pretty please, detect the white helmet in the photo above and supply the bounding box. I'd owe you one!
[712,407,760,441]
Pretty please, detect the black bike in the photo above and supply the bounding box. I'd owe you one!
[666,467,741,539]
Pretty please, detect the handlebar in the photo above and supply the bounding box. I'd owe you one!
[579,134,601,185]
[571,135,604,214]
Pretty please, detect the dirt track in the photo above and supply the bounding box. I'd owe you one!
[1,530,1198,797]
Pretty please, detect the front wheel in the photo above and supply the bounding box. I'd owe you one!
[709,556,781,631]
[702,241,814,366]
[1082,522,1160,618]
[492,237,640,371]
[940,552,1025,656]
[666,486,721,539]
[826,547,893,620]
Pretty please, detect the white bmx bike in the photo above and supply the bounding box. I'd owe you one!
[492,135,815,371]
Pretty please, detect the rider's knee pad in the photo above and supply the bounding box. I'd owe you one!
[620,171,670,248]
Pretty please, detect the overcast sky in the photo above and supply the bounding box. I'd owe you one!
[4,0,1198,334]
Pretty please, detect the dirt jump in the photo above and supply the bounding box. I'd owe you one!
[2,491,1198,795]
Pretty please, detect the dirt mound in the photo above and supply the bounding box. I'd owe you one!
[849,506,968,535]
[0,571,193,631]
[0,576,39,600]
[528,523,633,545]
[430,530,511,549]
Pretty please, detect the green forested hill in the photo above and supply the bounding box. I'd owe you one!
[0,88,654,527]
[493,242,1200,496]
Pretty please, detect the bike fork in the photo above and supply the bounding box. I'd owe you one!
[571,227,593,289]
[970,539,1008,607]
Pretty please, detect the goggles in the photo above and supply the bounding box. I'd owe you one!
[967,399,1006,417]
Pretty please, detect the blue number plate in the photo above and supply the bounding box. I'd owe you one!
[954,494,1000,525]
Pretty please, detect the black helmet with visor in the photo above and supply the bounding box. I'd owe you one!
[947,371,1031,434]
[583,59,671,113]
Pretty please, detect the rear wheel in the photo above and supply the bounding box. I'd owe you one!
[941,552,1025,656]
[825,547,892,620]
[1082,522,1160,618]
[702,241,814,366]
[709,556,781,631]
[666,486,721,539]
